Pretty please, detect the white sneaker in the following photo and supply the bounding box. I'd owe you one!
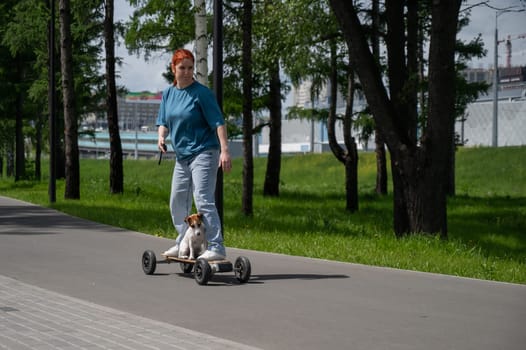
[162,244,179,257]
[197,250,226,261]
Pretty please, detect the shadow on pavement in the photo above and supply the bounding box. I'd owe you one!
[0,230,62,236]
[250,273,349,281]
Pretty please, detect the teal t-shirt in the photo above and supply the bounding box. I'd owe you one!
[156,81,225,160]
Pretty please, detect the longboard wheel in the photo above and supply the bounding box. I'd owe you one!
[142,250,157,275]
[180,262,193,273]
[194,259,212,285]
[234,256,251,283]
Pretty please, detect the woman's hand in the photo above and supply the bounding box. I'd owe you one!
[219,150,232,173]
[158,126,168,152]
[158,140,167,153]
[216,125,231,172]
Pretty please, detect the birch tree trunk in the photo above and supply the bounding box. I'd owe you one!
[194,0,208,85]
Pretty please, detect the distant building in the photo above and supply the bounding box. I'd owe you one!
[118,91,162,131]
[257,80,371,155]
[461,67,492,85]
[81,91,162,132]
[461,66,526,87]
[79,91,162,159]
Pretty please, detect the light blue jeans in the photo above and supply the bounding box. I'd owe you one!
[169,149,225,256]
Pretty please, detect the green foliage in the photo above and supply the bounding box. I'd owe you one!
[1,0,47,57]
[278,0,344,96]
[1,146,525,284]
[352,110,375,145]
[124,0,194,58]
[286,105,328,121]
[455,17,489,125]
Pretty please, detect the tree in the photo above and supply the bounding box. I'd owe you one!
[370,0,388,195]
[257,0,340,198]
[1,0,43,182]
[220,0,274,212]
[14,59,26,182]
[221,0,286,203]
[328,0,462,238]
[241,0,254,215]
[59,0,80,199]
[326,46,359,212]
[282,0,360,211]
[194,0,207,85]
[104,0,123,194]
[58,0,107,183]
[262,60,283,197]
[253,0,285,197]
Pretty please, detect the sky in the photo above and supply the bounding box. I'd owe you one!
[114,0,526,93]
[459,0,526,69]
[113,0,170,93]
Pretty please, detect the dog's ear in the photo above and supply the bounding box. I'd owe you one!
[197,213,203,220]
[184,215,189,224]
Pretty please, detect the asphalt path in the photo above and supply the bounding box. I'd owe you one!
[1,195,525,349]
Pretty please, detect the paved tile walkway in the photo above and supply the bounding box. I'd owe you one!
[0,275,260,350]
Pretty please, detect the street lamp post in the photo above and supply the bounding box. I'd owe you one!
[492,7,525,148]
[48,0,57,203]
[213,0,224,230]
[492,12,499,147]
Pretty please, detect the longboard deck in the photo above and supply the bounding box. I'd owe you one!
[161,255,230,264]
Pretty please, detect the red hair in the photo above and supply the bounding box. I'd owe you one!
[171,49,195,86]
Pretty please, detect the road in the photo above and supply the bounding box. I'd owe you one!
[1,196,525,349]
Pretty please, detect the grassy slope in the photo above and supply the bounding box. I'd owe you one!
[1,146,524,283]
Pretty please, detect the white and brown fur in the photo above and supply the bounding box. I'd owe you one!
[178,213,207,260]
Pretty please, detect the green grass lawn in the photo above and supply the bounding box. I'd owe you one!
[1,146,525,284]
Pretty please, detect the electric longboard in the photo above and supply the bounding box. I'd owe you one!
[141,250,251,285]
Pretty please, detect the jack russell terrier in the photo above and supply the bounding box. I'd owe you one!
[178,213,207,260]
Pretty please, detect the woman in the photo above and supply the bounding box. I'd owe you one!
[156,48,231,261]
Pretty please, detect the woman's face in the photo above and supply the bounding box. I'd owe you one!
[172,58,194,88]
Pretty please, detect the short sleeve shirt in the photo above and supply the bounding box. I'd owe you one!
[156,81,225,160]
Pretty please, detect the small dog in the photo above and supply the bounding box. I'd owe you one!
[178,213,207,260]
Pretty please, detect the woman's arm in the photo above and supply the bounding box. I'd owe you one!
[216,124,232,172]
